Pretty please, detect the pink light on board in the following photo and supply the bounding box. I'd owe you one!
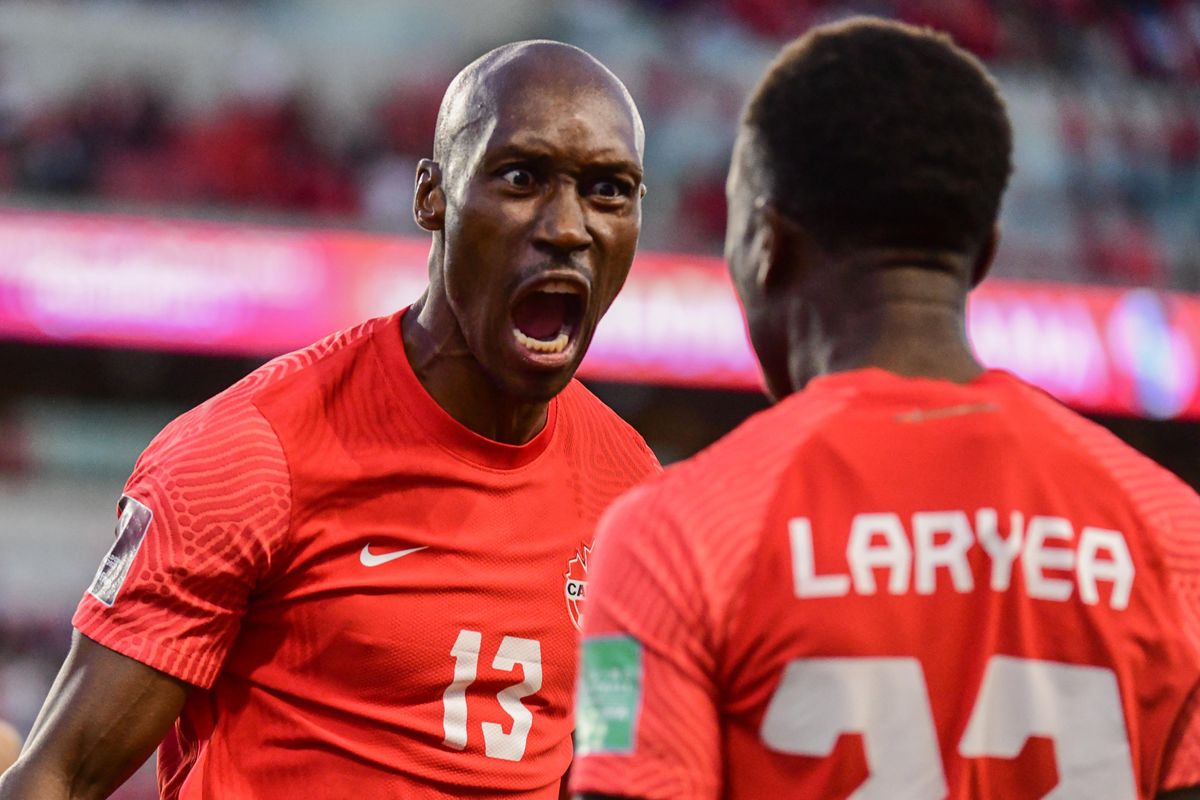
[2,208,1199,420]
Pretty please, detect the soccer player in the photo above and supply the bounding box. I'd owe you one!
[571,18,1200,800]
[1,40,658,800]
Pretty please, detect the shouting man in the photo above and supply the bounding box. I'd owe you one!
[2,40,658,800]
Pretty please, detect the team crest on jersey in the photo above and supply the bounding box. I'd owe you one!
[564,543,591,631]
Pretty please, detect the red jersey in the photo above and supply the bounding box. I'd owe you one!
[571,368,1200,800]
[72,310,660,799]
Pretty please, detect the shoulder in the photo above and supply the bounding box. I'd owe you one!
[1005,376,1200,567]
[135,317,389,498]
[1009,378,1200,517]
[643,383,857,519]
[597,384,857,587]
[558,380,660,473]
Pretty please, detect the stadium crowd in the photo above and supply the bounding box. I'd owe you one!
[0,0,1198,287]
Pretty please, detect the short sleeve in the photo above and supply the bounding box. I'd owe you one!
[1160,560,1200,791]
[72,394,291,689]
[1152,485,1200,791]
[569,485,722,800]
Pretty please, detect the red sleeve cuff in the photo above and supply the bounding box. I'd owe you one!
[73,597,225,689]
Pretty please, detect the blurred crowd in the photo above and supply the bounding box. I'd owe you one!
[0,0,1198,288]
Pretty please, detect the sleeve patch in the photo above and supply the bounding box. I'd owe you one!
[87,496,153,607]
[577,635,643,755]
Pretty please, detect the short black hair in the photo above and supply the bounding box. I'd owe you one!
[743,17,1012,253]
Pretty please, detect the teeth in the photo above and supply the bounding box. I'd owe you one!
[513,328,570,354]
[539,281,580,295]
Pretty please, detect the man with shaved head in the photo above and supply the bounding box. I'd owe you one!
[1,40,658,800]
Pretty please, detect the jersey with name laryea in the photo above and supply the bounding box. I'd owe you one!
[572,368,1200,800]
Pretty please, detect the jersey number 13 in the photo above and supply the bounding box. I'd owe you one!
[442,629,543,762]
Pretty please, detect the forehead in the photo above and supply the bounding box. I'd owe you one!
[481,82,641,167]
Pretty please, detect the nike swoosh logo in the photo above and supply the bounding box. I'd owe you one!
[360,544,429,567]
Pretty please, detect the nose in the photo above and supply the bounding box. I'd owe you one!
[533,182,592,255]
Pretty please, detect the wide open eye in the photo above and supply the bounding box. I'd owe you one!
[586,177,634,203]
[592,180,622,198]
[501,167,536,189]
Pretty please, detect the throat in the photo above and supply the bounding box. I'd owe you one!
[402,300,551,445]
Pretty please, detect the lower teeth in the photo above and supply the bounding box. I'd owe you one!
[513,328,569,354]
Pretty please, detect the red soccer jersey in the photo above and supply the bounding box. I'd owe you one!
[73,310,660,799]
[571,368,1200,800]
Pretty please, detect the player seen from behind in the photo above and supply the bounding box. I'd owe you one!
[571,18,1200,800]
[0,40,659,800]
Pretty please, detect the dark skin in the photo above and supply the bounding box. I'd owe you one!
[405,41,644,443]
[721,132,992,400]
[0,42,644,800]
[574,129,1200,800]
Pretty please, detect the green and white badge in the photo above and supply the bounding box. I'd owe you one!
[576,635,643,755]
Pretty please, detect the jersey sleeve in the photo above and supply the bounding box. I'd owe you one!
[72,394,291,689]
[569,484,722,800]
[1157,503,1200,791]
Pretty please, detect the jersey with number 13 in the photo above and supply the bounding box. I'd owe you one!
[572,369,1200,800]
[73,311,660,799]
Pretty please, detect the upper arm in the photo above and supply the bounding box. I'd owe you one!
[73,399,291,687]
[569,487,722,800]
[0,631,188,800]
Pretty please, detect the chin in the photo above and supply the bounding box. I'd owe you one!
[493,365,576,405]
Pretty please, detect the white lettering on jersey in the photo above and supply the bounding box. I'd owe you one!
[1077,527,1134,611]
[789,518,851,598]
[847,513,911,595]
[788,510,1134,610]
[975,508,1024,591]
[913,511,975,595]
[1024,516,1075,602]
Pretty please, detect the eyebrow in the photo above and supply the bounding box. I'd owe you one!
[483,142,643,181]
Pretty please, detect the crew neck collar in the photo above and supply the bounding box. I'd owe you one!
[372,308,559,471]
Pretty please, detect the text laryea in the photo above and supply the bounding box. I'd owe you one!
[790,510,1133,610]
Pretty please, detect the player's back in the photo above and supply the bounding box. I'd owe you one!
[686,368,1199,798]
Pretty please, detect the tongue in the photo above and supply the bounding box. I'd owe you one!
[512,292,568,341]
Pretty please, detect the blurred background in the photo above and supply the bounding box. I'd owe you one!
[1,0,1199,794]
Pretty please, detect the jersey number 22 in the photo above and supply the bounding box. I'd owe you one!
[760,655,1137,798]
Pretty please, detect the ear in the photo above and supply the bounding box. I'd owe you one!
[754,201,791,291]
[970,224,1000,288]
[413,159,446,232]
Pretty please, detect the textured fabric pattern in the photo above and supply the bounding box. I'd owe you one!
[572,369,1200,800]
[74,311,660,799]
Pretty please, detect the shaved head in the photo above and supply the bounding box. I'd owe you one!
[408,38,646,413]
[433,40,644,188]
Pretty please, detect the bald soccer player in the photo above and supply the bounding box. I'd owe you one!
[572,19,1200,800]
[1,40,659,800]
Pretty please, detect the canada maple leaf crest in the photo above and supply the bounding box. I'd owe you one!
[564,543,591,631]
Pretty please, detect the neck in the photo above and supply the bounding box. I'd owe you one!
[806,262,984,386]
[401,290,549,446]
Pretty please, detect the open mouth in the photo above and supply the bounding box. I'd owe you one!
[510,279,587,357]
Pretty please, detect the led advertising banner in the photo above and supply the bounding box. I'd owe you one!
[1,209,1196,419]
